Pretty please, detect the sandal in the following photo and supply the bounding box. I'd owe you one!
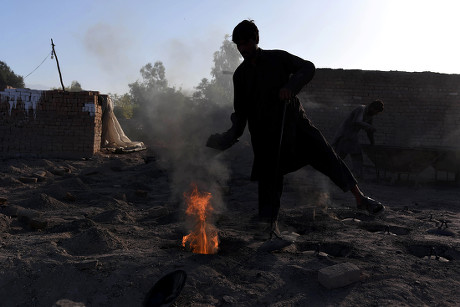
[358,196,385,214]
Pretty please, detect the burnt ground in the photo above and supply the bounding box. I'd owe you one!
[0,142,459,306]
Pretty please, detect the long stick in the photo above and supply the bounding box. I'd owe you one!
[51,39,65,91]
[276,102,287,177]
[269,99,288,238]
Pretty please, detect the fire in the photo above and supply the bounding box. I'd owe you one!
[182,184,219,254]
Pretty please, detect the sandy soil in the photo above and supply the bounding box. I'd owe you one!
[0,141,459,307]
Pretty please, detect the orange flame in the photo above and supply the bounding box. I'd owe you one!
[182,184,219,254]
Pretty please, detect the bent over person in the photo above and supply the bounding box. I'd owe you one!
[332,100,384,179]
[207,20,385,240]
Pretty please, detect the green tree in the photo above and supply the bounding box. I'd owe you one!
[66,80,83,92]
[0,60,25,89]
[128,61,193,143]
[111,93,134,119]
[51,80,83,91]
[128,61,186,119]
[129,61,165,113]
[129,61,168,99]
[192,35,241,105]
[192,78,212,104]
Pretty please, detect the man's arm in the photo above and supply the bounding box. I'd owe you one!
[351,107,376,131]
[206,70,247,150]
[282,52,316,98]
[206,112,246,150]
[365,117,376,145]
[353,121,375,130]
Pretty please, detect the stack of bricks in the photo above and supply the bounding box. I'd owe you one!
[0,89,103,158]
[300,69,460,149]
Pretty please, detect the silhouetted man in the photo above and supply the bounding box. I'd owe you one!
[207,20,385,240]
[333,100,384,179]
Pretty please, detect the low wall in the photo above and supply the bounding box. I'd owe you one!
[0,89,103,158]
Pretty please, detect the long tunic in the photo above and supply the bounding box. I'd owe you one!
[225,49,314,179]
[224,48,356,191]
[224,48,319,175]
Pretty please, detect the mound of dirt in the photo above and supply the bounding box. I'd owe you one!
[61,226,126,256]
[91,209,135,224]
[20,193,71,210]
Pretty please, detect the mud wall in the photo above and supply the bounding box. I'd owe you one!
[0,89,103,158]
[300,69,460,148]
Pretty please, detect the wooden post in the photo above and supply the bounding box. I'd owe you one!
[51,38,65,91]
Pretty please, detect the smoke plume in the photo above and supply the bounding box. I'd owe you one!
[137,91,233,213]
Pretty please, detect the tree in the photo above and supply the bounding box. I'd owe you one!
[51,80,83,92]
[127,61,202,146]
[0,60,25,89]
[68,80,83,92]
[111,93,134,119]
[128,61,192,121]
[192,35,242,105]
[128,61,168,114]
[192,78,212,104]
[129,61,168,98]
[128,61,191,124]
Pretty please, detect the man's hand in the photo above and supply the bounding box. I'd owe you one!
[279,88,293,101]
[206,132,238,151]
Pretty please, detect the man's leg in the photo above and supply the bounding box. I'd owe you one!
[296,120,384,214]
[311,147,384,214]
[256,175,297,246]
[300,127,357,193]
[258,175,284,223]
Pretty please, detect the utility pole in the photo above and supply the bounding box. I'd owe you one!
[51,38,65,91]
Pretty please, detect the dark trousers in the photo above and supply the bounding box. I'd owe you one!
[257,119,357,221]
[295,118,358,193]
[258,175,284,221]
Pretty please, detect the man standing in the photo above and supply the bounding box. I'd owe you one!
[332,100,384,179]
[207,20,384,239]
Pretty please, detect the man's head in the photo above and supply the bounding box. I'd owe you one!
[232,20,259,60]
[368,100,384,116]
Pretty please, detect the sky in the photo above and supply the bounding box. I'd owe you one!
[2,0,460,96]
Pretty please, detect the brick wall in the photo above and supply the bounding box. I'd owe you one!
[299,69,460,149]
[0,89,103,158]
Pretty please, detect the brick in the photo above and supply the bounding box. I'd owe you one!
[318,262,362,289]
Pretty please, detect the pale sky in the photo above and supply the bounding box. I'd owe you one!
[3,0,460,95]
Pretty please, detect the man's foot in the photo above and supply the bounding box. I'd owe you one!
[253,220,281,241]
[358,196,385,214]
[258,235,294,252]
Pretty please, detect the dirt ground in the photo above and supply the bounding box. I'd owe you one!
[0,141,459,307]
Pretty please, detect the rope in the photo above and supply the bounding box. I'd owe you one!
[23,51,53,79]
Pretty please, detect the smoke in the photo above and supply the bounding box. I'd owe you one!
[83,23,236,212]
[160,29,223,91]
[287,168,332,213]
[83,23,133,73]
[137,91,233,214]
[161,39,200,91]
